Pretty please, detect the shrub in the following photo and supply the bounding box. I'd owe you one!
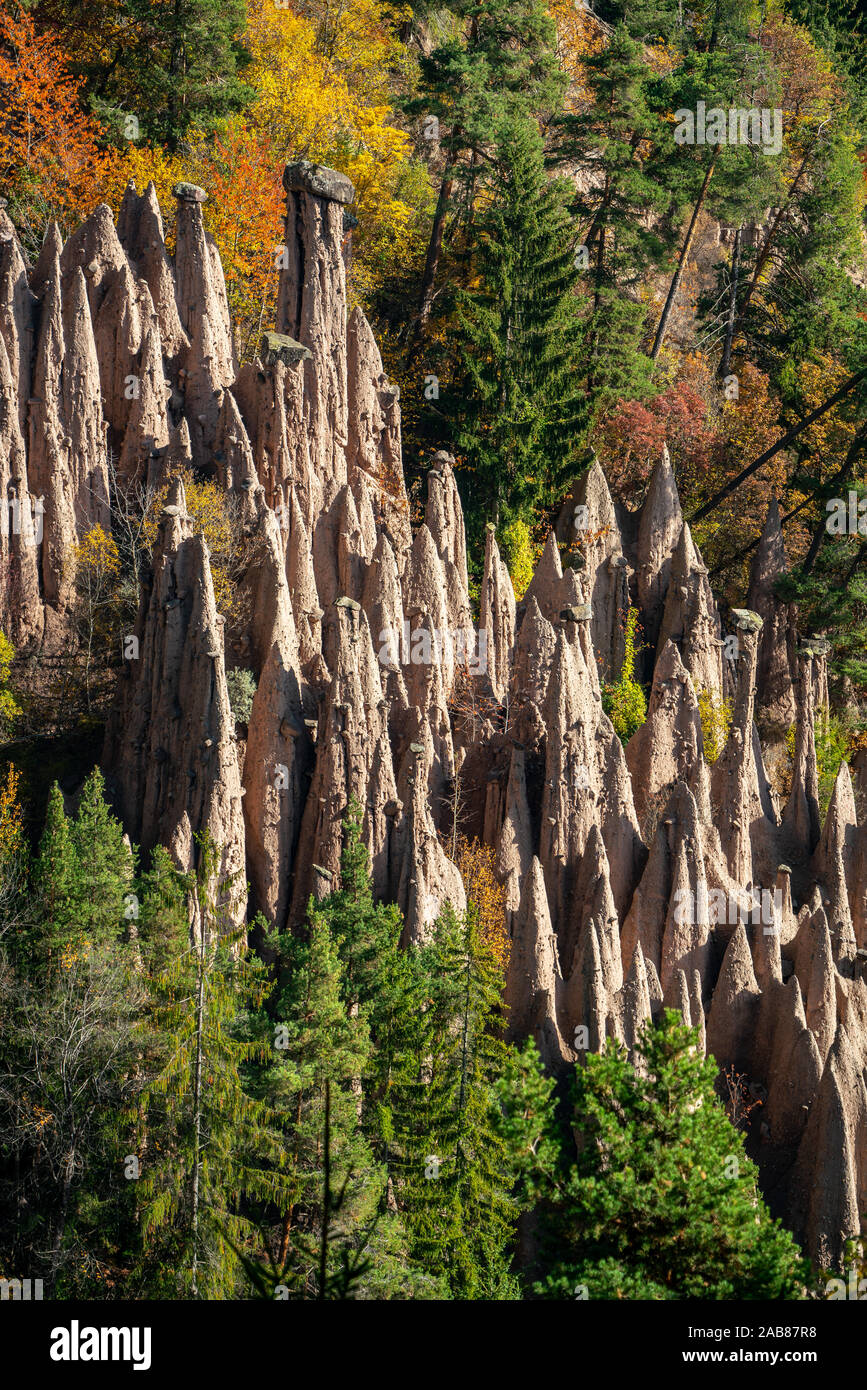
[497,518,536,601]
[785,709,852,820]
[226,668,256,726]
[141,469,242,617]
[0,633,21,739]
[602,608,646,745]
[697,686,732,764]
[456,836,509,972]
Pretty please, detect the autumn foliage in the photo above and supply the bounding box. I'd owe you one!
[0,5,110,252]
[456,837,509,971]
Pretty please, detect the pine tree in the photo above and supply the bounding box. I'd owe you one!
[135,834,290,1299]
[390,902,521,1298]
[266,905,430,1298]
[30,783,78,966]
[649,15,786,360]
[0,783,142,1293]
[39,0,254,150]
[68,767,135,946]
[315,799,413,1163]
[731,123,867,379]
[777,513,867,693]
[404,0,566,351]
[446,114,588,543]
[552,24,672,405]
[29,770,133,967]
[497,1011,812,1299]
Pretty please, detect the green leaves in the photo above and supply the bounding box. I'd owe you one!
[447,113,589,540]
[497,1010,812,1300]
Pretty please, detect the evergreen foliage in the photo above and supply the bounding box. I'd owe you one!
[446,114,589,541]
[496,1012,812,1299]
[389,901,521,1298]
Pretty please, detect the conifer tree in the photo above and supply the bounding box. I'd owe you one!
[135,834,290,1299]
[68,767,135,945]
[496,1011,811,1299]
[405,0,566,350]
[30,783,78,966]
[390,902,520,1298]
[552,24,672,405]
[37,0,254,149]
[648,12,786,360]
[0,776,142,1294]
[29,770,133,967]
[316,800,414,1161]
[446,114,588,541]
[266,903,430,1298]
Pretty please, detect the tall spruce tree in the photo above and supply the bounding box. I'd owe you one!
[553,24,672,407]
[0,771,141,1294]
[648,9,786,360]
[316,800,415,1167]
[446,114,588,542]
[265,903,433,1299]
[30,783,78,967]
[496,1012,812,1299]
[68,767,135,945]
[389,902,521,1298]
[404,0,566,352]
[135,834,290,1299]
[28,769,133,966]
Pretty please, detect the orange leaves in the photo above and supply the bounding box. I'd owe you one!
[548,0,605,109]
[104,121,283,361]
[456,837,509,972]
[0,762,24,866]
[759,13,844,138]
[194,124,284,360]
[0,4,110,245]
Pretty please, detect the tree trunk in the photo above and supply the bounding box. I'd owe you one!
[651,153,718,362]
[318,1080,331,1300]
[49,1145,76,1293]
[720,226,741,380]
[730,140,818,341]
[690,368,867,525]
[405,171,454,369]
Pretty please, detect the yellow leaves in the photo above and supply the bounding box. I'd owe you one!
[244,0,425,309]
[498,518,539,599]
[103,144,186,242]
[0,763,24,864]
[0,631,14,688]
[72,525,121,584]
[792,355,858,464]
[456,837,509,972]
[760,13,844,137]
[142,469,239,617]
[30,1102,54,1132]
[697,687,732,765]
[548,0,605,108]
